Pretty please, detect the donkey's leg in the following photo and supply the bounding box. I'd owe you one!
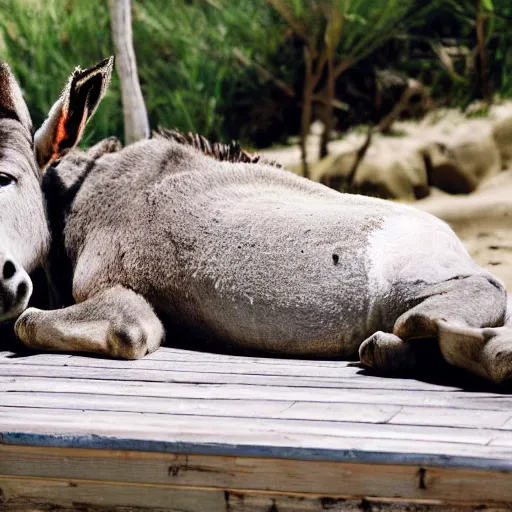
[14,285,164,359]
[360,275,508,381]
[359,332,445,376]
[433,322,512,383]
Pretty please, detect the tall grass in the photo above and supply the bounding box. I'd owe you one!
[0,0,118,145]
[0,0,251,144]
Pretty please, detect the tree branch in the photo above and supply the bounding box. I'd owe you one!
[347,125,373,188]
[266,0,311,49]
[376,81,423,132]
[233,49,296,98]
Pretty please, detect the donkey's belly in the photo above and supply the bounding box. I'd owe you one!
[153,198,391,357]
[180,243,374,357]
[164,256,376,358]
[157,210,484,357]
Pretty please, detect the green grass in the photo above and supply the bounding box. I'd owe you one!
[0,0,250,145]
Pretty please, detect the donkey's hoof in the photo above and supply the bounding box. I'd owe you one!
[360,332,401,371]
[360,331,418,375]
[482,332,512,385]
[359,336,376,369]
[14,307,40,345]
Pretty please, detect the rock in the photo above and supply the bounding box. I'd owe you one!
[414,168,512,289]
[352,142,429,200]
[492,115,512,169]
[309,151,354,191]
[427,120,502,194]
[310,137,430,201]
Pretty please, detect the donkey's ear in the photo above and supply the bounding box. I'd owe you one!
[0,62,32,134]
[34,56,114,171]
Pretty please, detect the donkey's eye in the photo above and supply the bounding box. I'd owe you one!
[0,173,15,188]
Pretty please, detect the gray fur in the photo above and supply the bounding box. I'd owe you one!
[15,134,512,385]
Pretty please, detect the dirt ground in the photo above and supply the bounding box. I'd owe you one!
[261,103,512,289]
[413,174,512,289]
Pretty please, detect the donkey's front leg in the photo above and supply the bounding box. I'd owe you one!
[14,286,164,359]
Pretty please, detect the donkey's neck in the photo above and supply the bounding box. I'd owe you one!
[40,158,91,308]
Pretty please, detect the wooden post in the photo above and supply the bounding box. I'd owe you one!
[108,0,150,144]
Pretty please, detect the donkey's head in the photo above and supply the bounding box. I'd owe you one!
[0,57,113,321]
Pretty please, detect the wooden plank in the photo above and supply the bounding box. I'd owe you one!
[3,496,512,512]
[0,363,467,391]
[3,407,512,467]
[0,405,499,445]
[3,444,512,499]
[145,347,349,365]
[488,429,512,446]
[2,388,511,428]
[1,349,348,368]
[2,455,512,507]
[0,404,501,446]
[389,406,511,429]
[0,377,506,410]
[278,401,511,426]
[0,476,226,511]
[1,356,369,378]
[0,391,402,423]
[499,416,512,431]
[0,353,72,364]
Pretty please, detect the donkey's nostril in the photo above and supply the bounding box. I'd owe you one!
[3,260,16,280]
[16,281,28,300]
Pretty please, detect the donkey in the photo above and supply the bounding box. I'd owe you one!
[2,59,512,385]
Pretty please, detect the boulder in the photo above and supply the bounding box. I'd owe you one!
[310,137,430,201]
[492,115,512,169]
[427,120,502,194]
[309,118,503,199]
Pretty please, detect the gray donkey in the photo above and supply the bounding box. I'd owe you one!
[1,58,512,385]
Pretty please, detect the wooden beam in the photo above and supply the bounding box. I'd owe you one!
[1,446,512,506]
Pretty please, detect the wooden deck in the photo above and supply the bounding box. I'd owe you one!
[1,347,512,511]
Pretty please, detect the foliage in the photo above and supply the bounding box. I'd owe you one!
[0,0,510,149]
[0,0,119,145]
[0,0,246,144]
[487,0,512,97]
[394,0,512,107]
[233,0,448,175]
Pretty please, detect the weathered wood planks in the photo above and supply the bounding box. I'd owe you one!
[2,346,512,510]
[2,445,512,507]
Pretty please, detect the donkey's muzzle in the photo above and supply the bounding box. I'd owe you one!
[0,255,32,321]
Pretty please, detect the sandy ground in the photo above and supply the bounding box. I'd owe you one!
[413,174,512,289]
[261,103,512,289]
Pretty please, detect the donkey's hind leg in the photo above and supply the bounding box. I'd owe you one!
[14,285,164,359]
[436,300,512,384]
[360,274,508,383]
[359,332,445,376]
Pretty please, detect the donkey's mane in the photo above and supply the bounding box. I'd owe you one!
[153,127,281,168]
